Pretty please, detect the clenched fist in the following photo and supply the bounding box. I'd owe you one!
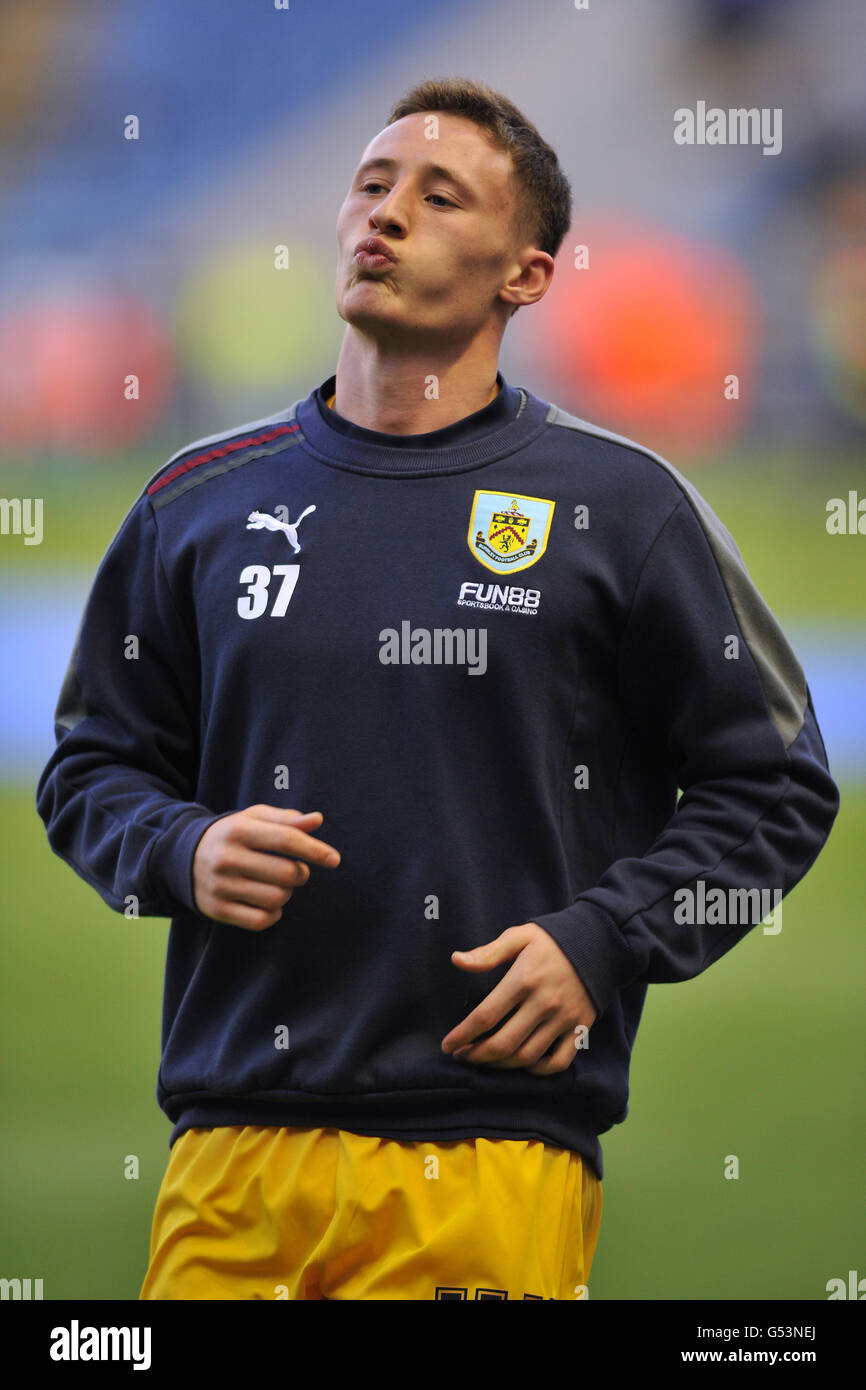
[192,805,340,930]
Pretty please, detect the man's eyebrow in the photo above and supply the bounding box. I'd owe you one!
[355,156,475,199]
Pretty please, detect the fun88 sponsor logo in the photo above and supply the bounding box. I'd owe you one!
[457,581,541,615]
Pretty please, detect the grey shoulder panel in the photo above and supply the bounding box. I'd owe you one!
[147,400,305,511]
[546,404,808,749]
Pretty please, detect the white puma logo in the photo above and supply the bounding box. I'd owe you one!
[246,505,316,554]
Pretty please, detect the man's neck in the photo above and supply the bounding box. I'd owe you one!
[329,330,502,434]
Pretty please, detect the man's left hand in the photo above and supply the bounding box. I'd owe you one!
[441,923,597,1075]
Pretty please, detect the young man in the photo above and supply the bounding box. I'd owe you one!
[36,78,839,1301]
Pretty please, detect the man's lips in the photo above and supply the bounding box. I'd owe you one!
[353,236,397,268]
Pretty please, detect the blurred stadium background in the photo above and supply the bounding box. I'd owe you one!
[1,0,864,1301]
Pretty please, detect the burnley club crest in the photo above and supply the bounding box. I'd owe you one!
[467,490,555,574]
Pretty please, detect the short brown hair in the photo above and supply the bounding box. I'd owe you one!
[386,77,573,261]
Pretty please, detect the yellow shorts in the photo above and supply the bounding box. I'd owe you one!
[139,1125,602,1301]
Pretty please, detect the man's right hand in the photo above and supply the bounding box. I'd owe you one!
[192,805,340,930]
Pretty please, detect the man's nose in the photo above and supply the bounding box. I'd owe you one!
[368,188,407,236]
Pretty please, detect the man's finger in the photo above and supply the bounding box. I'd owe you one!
[451,1000,557,1065]
[441,971,527,1053]
[232,815,341,867]
[215,861,309,906]
[450,924,532,971]
[528,1030,579,1075]
[224,847,319,886]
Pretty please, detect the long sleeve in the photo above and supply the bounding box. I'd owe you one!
[35,494,225,918]
[533,491,841,1017]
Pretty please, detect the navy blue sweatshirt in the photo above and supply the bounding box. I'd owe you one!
[35,373,840,1179]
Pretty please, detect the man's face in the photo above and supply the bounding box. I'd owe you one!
[335,111,528,343]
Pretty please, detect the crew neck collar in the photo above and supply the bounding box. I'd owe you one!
[291,371,550,476]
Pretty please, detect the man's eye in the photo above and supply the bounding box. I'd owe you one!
[359,181,453,207]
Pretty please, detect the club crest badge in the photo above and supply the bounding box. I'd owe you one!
[467,490,555,574]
